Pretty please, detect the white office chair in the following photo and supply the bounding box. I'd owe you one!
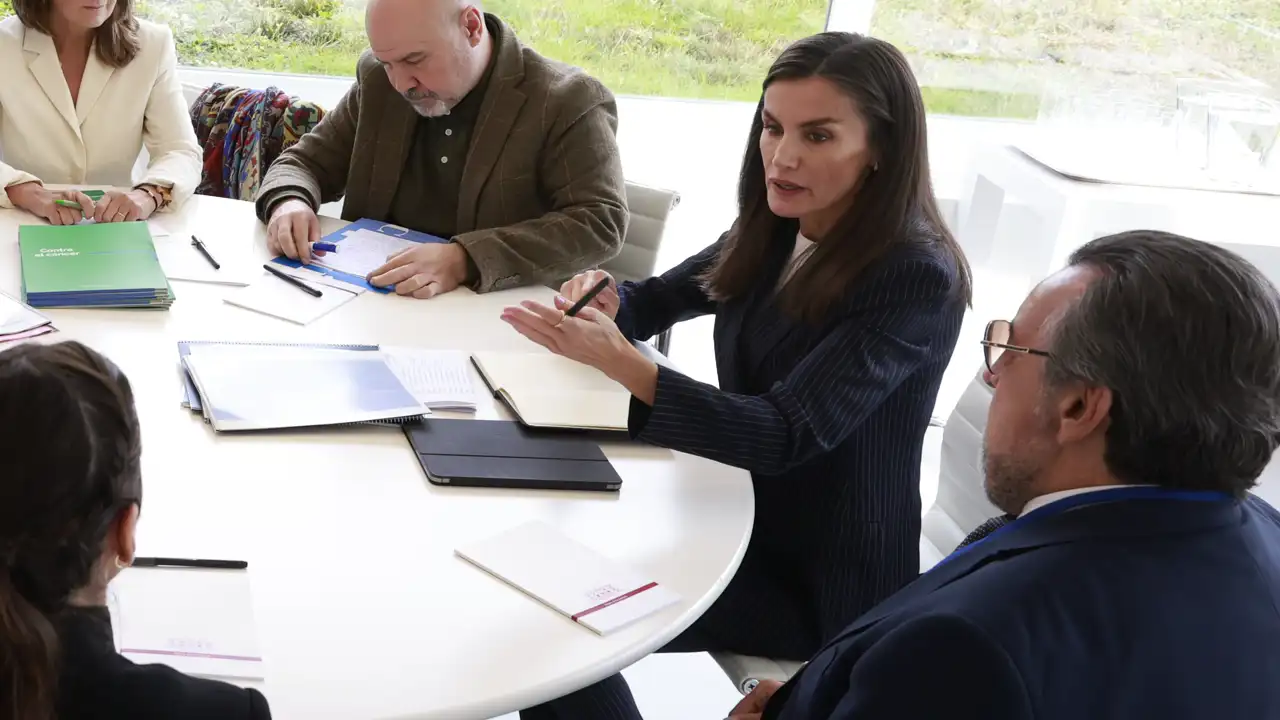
[913,363,1280,551]
[711,653,806,696]
[601,181,680,355]
[181,82,205,108]
[921,368,1001,567]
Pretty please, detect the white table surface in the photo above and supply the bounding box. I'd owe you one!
[0,195,755,719]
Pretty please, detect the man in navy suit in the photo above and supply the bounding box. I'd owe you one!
[730,230,1280,720]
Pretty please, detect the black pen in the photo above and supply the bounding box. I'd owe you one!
[191,235,220,270]
[262,263,322,297]
[133,557,248,570]
[563,277,611,318]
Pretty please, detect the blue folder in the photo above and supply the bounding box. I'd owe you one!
[270,219,448,293]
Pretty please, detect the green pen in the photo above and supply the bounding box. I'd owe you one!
[53,190,105,211]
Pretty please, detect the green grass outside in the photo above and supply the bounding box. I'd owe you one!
[1,0,1273,119]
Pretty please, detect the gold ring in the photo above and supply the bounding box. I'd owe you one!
[553,313,566,328]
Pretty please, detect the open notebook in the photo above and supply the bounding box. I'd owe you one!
[471,352,631,431]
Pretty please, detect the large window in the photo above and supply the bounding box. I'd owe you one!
[854,0,1280,119]
[6,0,1274,119]
[0,0,828,101]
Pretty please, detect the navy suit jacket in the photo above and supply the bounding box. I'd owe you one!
[764,494,1280,720]
[616,226,965,659]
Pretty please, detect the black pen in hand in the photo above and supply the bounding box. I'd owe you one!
[562,277,612,319]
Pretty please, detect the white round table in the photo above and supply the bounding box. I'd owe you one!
[0,195,755,719]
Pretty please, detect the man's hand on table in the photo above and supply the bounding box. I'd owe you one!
[368,242,469,299]
[267,199,323,263]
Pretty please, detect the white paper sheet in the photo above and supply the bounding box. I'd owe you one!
[274,263,368,294]
[312,228,421,278]
[0,291,51,336]
[382,347,479,411]
[154,235,259,286]
[224,270,358,325]
[146,215,177,238]
[109,567,264,680]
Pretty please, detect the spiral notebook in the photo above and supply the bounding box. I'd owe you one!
[180,344,425,432]
[177,341,379,412]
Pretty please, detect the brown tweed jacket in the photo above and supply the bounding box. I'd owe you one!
[254,15,627,293]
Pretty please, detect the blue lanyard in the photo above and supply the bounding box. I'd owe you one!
[941,486,1233,567]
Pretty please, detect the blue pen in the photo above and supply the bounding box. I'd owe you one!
[312,242,338,253]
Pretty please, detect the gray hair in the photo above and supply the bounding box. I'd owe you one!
[1044,230,1280,495]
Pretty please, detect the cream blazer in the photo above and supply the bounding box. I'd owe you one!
[0,17,200,210]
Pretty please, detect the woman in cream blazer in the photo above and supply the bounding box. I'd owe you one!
[0,0,200,225]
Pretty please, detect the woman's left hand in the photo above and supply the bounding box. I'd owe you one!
[501,296,634,370]
[92,189,155,223]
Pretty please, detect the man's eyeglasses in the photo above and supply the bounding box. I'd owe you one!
[981,319,1052,374]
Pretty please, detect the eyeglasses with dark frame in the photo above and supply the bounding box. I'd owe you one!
[980,319,1052,374]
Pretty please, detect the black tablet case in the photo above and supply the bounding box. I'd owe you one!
[403,418,623,492]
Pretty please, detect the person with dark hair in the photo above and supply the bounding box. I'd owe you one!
[506,32,971,719]
[0,0,200,225]
[0,341,270,720]
[732,229,1280,720]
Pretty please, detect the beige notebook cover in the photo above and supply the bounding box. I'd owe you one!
[471,352,630,431]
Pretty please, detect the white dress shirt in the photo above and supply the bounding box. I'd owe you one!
[776,232,815,290]
[0,17,201,210]
[1019,484,1156,517]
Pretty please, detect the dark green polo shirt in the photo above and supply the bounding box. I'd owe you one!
[388,17,502,238]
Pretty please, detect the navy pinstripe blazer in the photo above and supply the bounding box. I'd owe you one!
[616,225,965,660]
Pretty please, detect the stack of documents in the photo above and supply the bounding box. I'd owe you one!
[178,342,428,432]
[110,565,265,680]
[19,223,174,309]
[0,291,54,344]
[176,342,479,419]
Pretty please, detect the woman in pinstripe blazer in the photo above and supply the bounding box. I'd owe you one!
[504,32,971,720]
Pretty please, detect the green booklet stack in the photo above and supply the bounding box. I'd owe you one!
[19,223,175,309]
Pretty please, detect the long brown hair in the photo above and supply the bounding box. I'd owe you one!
[14,0,142,68]
[0,342,143,720]
[707,32,972,323]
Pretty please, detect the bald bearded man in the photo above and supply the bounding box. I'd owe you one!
[256,0,627,298]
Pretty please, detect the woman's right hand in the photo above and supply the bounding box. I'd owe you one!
[5,183,96,226]
[558,269,620,320]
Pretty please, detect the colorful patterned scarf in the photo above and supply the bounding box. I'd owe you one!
[188,83,326,200]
